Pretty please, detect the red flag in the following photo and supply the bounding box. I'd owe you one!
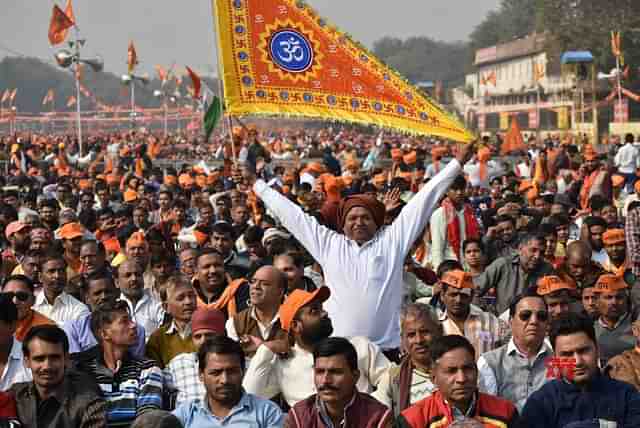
[127,41,138,74]
[185,66,202,99]
[48,5,74,46]
[155,65,167,83]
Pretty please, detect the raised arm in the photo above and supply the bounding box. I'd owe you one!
[253,179,339,265]
[387,142,476,257]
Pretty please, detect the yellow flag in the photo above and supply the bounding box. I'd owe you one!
[499,112,509,130]
[211,0,473,142]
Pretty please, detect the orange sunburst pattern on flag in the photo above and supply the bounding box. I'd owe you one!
[212,0,473,141]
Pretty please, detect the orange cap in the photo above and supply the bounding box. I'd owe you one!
[103,237,121,254]
[324,175,344,202]
[441,270,475,295]
[179,173,194,188]
[106,174,121,185]
[612,174,625,188]
[193,230,210,246]
[536,275,575,296]
[594,274,628,293]
[603,228,625,246]
[196,174,207,188]
[403,151,417,165]
[59,222,84,240]
[126,231,148,251]
[279,287,331,332]
[345,158,359,172]
[306,162,326,174]
[124,189,138,203]
[164,175,178,186]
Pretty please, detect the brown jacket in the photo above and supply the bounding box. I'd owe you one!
[607,348,640,391]
[285,392,391,428]
[11,369,106,428]
[232,307,287,357]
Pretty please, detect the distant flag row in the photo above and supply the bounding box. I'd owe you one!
[1,89,18,104]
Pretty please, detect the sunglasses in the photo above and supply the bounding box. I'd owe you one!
[518,310,549,322]
[2,291,31,302]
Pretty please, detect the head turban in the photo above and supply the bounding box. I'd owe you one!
[337,195,385,232]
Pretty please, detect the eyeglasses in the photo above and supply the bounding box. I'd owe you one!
[518,310,549,322]
[2,291,31,302]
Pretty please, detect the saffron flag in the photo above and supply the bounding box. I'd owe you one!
[211,0,473,141]
[9,89,17,102]
[1,90,9,103]
[612,31,622,58]
[48,5,74,46]
[501,117,526,155]
[67,95,77,107]
[128,41,138,74]
[186,66,202,100]
[155,65,168,83]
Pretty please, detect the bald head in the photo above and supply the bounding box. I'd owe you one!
[567,241,591,283]
[567,241,591,263]
[249,265,286,309]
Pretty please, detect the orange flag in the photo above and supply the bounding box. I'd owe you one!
[48,5,74,46]
[67,95,77,107]
[501,117,526,155]
[155,65,167,83]
[185,66,202,100]
[1,90,10,103]
[212,0,472,141]
[127,41,138,74]
[9,89,17,102]
[612,31,622,58]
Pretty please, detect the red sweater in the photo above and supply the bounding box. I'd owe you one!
[396,390,518,428]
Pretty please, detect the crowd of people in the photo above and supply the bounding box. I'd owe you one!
[0,126,640,427]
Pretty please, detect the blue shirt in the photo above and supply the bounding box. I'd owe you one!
[172,391,284,428]
[520,373,640,428]
[63,313,146,358]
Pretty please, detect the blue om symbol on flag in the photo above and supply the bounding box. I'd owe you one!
[269,30,314,73]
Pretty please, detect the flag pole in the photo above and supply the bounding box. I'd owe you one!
[210,0,237,165]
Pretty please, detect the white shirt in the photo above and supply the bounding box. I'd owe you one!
[0,339,31,391]
[253,159,461,348]
[33,291,90,328]
[119,290,165,341]
[226,307,280,342]
[243,336,390,407]
[615,143,640,174]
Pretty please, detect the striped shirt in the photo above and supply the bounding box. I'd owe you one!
[72,346,164,428]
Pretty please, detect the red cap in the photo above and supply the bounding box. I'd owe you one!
[191,308,226,334]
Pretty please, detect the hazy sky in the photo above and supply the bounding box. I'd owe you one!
[2,0,500,76]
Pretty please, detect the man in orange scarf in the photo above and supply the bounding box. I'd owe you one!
[578,145,612,211]
[429,175,480,270]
